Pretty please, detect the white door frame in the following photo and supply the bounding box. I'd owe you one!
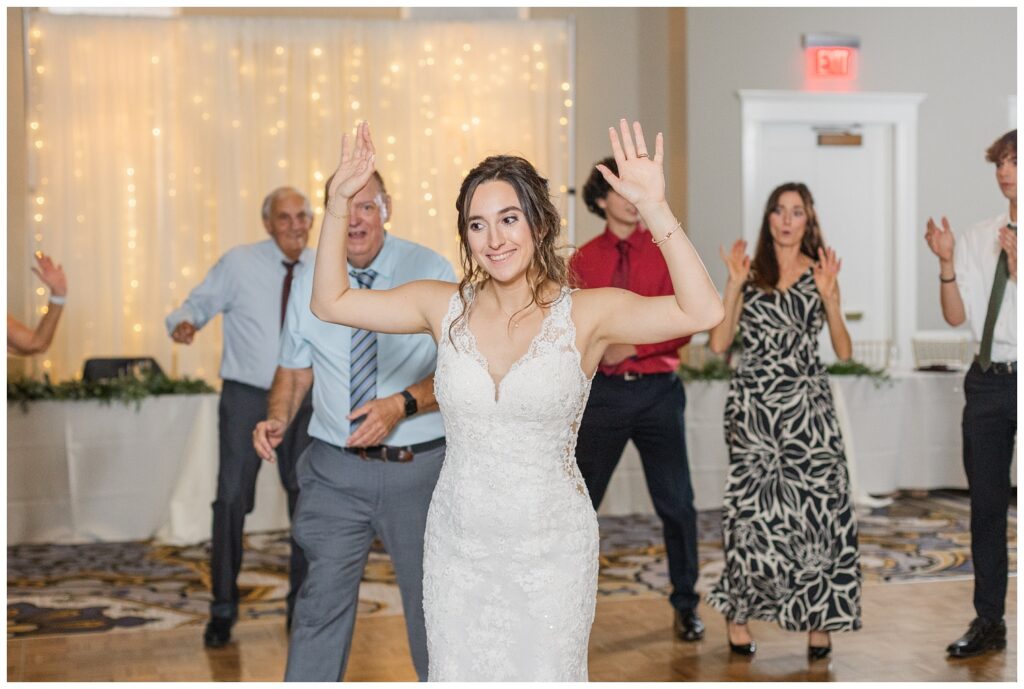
[738,89,926,369]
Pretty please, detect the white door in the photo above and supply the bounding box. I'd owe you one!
[748,122,893,365]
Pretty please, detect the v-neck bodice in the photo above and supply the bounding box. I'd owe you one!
[461,288,564,402]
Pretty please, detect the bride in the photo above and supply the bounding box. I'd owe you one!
[311,119,723,680]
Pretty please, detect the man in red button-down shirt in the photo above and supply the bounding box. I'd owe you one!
[570,157,703,641]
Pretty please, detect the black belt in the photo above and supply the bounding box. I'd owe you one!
[344,436,445,463]
[599,371,674,382]
[975,358,1017,375]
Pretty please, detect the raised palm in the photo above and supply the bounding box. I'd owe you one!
[32,251,67,296]
[924,216,955,262]
[812,246,842,302]
[328,121,377,205]
[720,239,751,284]
[597,119,665,208]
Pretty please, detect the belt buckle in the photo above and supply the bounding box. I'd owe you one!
[357,447,386,461]
[397,448,414,463]
[623,371,641,382]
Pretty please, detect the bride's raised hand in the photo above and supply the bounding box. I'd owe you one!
[596,119,665,209]
[327,121,377,207]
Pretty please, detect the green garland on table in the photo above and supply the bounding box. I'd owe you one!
[677,358,734,381]
[7,371,215,411]
[677,358,890,385]
[825,359,891,387]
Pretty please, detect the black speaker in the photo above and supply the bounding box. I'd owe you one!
[82,357,165,382]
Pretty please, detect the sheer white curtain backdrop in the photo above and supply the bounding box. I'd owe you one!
[21,12,571,381]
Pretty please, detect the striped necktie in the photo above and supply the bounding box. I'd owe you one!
[349,269,378,433]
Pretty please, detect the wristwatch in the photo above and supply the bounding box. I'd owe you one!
[400,390,418,417]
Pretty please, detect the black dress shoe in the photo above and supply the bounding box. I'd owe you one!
[203,617,234,648]
[674,608,705,641]
[727,626,756,655]
[946,617,1006,658]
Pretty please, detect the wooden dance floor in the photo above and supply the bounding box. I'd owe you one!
[7,578,1015,681]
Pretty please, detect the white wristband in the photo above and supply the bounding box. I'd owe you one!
[48,294,66,305]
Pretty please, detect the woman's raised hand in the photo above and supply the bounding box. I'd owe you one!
[327,121,377,208]
[813,246,842,303]
[596,119,665,209]
[719,239,751,285]
[32,251,67,296]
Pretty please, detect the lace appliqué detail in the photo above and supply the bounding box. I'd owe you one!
[423,284,599,681]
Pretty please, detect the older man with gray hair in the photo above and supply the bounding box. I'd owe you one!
[166,186,316,648]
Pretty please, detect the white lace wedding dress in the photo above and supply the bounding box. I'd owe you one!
[422,285,600,681]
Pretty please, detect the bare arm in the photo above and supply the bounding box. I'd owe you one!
[708,239,750,354]
[8,307,63,356]
[254,366,314,462]
[813,247,852,361]
[925,217,966,327]
[589,121,724,350]
[708,283,743,354]
[822,288,852,361]
[7,252,67,356]
[310,122,450,336]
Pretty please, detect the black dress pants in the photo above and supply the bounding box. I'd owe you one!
[575,372,700,612]
[211,380,314,622]
[962,362,1017,622]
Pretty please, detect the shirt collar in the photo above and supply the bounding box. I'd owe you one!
[600,223,649,248]
[349,231,395,281]
[266,238,304,265]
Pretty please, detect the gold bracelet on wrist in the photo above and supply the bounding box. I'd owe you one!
[652,221,682,247]
[325,202,348,220]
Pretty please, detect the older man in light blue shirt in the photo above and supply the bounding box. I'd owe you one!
[166,186,316,648]
[253,171,454,681]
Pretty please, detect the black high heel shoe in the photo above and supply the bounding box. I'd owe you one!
[807,631,831,660]
[727,624,756,656]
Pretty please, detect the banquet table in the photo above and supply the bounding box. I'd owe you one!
[7,394,288,545]
[7,371,1014,544]
[598,370,1016,515]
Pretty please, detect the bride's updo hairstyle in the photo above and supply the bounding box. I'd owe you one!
[449,155,569,341]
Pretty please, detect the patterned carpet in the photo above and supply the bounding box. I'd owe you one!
[7,491,1015,640]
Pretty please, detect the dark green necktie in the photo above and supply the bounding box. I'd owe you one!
[977,222,1016,370]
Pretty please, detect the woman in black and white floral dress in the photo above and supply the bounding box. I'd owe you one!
[706,182,861,660]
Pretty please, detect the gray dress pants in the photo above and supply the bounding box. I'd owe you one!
[285,438,445,682]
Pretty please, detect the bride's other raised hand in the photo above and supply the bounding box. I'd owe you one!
[327,121,377,209]
[596,119,665,210]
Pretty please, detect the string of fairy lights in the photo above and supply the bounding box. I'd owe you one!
[23,14,573,381]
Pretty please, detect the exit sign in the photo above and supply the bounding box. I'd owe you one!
[811,47,854,77]
[802,33,859,84]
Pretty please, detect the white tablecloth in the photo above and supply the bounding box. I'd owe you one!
[599,371,1015,515]
[7,394,289,546]
[8,373,1013,543]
